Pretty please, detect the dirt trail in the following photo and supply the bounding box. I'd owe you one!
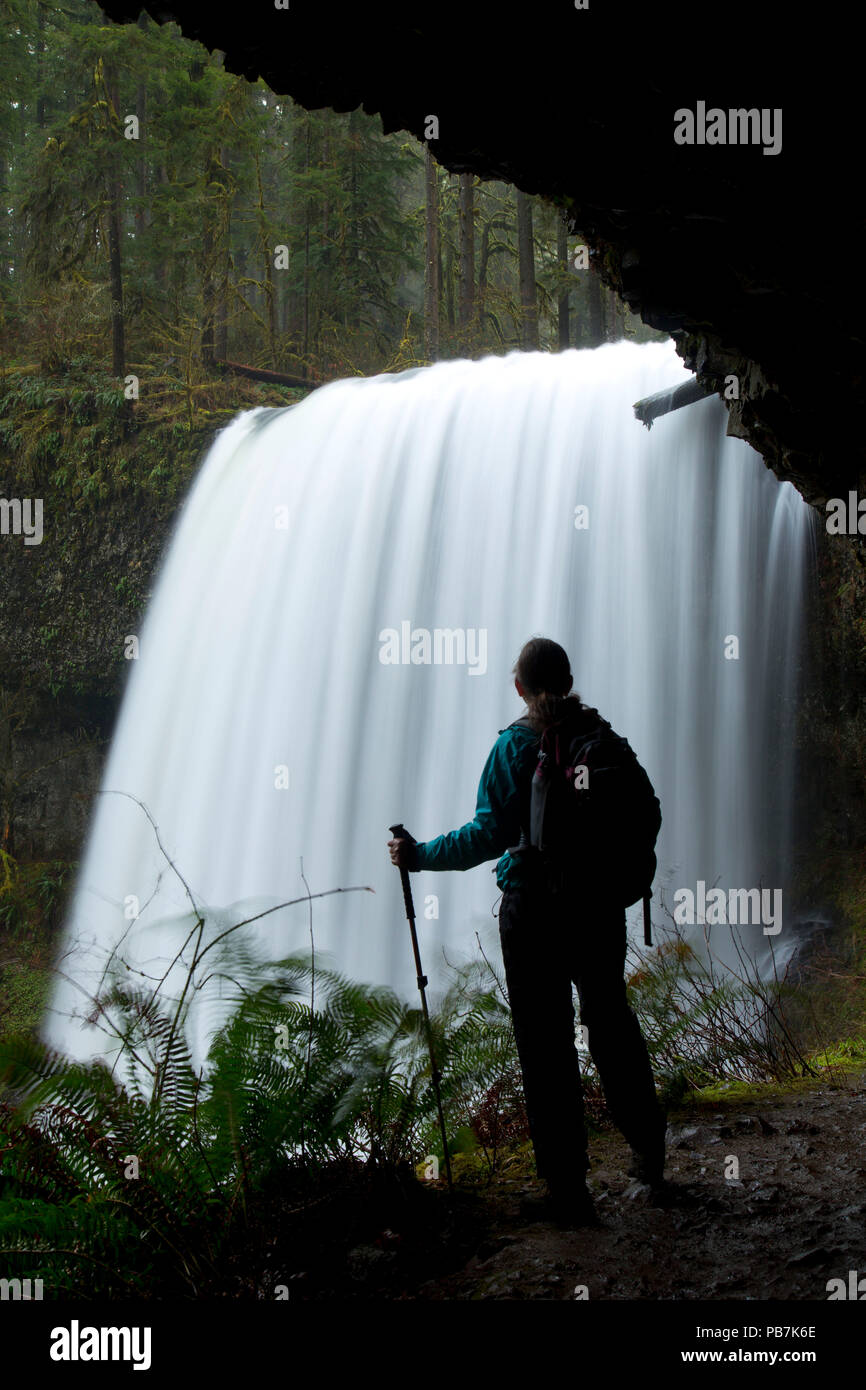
[414,1070,866,1301]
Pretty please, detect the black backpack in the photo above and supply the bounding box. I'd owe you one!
[510,703,661,939]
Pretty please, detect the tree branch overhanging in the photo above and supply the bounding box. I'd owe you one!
[633,376,714,430]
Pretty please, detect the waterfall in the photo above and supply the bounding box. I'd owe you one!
[44,341,815,1066]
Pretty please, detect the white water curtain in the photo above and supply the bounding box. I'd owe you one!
[45,342,814,1066]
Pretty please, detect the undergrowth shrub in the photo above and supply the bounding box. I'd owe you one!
[0,824,825,1298]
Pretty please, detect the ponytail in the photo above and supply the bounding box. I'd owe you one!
[513,636,581,734]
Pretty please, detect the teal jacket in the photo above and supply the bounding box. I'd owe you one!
[410,717,539,891]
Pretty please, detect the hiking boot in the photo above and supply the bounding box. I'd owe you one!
[627,1146,665,1190]
[549,1182,600,1229]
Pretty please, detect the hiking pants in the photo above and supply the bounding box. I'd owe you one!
[498,883,665,1186]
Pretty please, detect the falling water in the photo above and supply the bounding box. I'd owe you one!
[44,341,815,1066]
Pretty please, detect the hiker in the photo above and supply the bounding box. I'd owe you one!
[387,635,667,1225]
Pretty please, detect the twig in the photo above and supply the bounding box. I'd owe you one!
[299,857,315,1175]
[473,931,510,1008]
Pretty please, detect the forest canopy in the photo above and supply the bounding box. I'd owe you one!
[1,0,662,389]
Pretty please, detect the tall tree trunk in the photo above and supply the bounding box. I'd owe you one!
[269,240,279,366]
[135,78,147,224]
[557,218,570,350]
[347,108,361,332]
[458,171,475,353]
[201,152,217,368]
[36,2,47,130]
[216,255,229,360]
[135,12,148,228]
[516,190,538,350]
[319,110,331,338]
[479,215,509,342]
[606,285,618,342]
[104,68,125,378]
[478,219,490,337]
[302,114,311,369]
[107,203,125,379]
[255,144,277,367]
[424,146,440,361]
[586,265,604,347]
[201,264,215,366]
[215,148,230,359]
[154,166,169,292]
[438,245,446,333]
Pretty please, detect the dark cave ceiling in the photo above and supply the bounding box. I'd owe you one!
[99,0,861,508]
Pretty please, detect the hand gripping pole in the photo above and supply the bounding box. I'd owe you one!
[389,824,453,1189]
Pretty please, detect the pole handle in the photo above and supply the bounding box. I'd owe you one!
[389,823,417,922]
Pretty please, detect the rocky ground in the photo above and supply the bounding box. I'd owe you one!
[333,1070,866,1302]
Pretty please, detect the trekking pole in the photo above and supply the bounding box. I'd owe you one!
[389,823,453,1190]
[643,891,653,947]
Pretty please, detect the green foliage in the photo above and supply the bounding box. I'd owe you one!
[0,939,521,1297]
[0,854,72,941]
[0,853,67,1043]
[0,359,300,513]
[624,928,814,1088]
[0,964,52,1041]
[1,0,663,396]
[0,856,835,1299]
[808,1035,866,1069]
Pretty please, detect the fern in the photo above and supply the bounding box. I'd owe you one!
[0,928,527,1296]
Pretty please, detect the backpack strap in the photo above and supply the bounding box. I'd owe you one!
[497,714,538,849]
[529,724,561,849]
[529,753,548,849]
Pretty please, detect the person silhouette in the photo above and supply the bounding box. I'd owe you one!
[388,636,666,1226]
